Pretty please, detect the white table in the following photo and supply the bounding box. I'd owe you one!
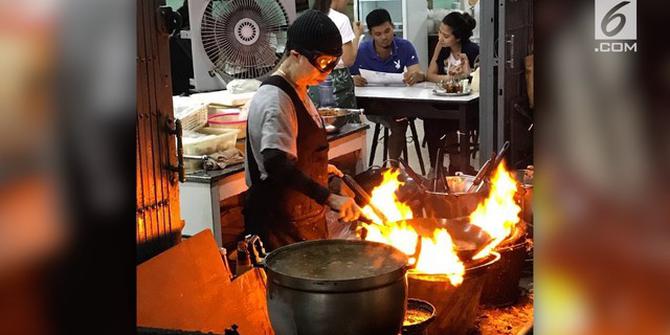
[355,82,480,171]
[355,82,480,104]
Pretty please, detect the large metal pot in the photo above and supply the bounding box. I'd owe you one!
[263,239,410,335]
[423,174,489,219]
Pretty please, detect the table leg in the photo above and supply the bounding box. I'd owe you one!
[459,104,471,168]
[408,120,426,175]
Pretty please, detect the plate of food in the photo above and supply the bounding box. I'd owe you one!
[432,87,472,96]
[433,79,472,96]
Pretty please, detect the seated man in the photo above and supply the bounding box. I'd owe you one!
[349,8,425,165]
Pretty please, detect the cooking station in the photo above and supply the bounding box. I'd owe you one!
[138,144,534,335]
[136,0,534,333]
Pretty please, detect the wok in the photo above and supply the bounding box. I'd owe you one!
[401,217,493,261]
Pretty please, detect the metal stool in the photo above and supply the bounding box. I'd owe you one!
[468,129,479,160]
[422,129,480,161]
[368,118,426,175]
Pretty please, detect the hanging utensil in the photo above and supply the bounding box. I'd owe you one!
[493,141,511,168]
[472,141,511,192]
[397,158,428,191]
[430,135,450,193]
[430,137,443,192]
[437,150,450,193]
[467,152,495,193]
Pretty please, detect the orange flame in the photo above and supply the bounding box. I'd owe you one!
[361,169,413,224]
[362,169,465,286]
[469,161,522,259]
[414,229,465,286]
[365,220,418,256]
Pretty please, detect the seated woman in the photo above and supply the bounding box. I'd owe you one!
[424,12,479,176]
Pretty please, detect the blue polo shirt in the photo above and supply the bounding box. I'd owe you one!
[349,36,420,75]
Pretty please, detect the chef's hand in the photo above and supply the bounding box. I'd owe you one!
[327,164,343,177]
[352,75,367,87]
[327,194,361,222]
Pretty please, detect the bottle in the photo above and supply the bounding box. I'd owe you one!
[318,76,336,108]
[235,241,252,276]
[219,247,233,279]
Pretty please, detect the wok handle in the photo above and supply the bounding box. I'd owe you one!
[468,140,509,192]
[467,155,494,192]
[341,174,389,223]
[342,174,370,203]
[398,158,428,189]
[493,140,511,167]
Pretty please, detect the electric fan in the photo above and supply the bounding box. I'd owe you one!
[189,0,293,91]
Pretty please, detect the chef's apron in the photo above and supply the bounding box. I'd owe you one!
[244,75,330,251]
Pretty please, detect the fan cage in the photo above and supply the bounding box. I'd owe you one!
[200,0,289,82]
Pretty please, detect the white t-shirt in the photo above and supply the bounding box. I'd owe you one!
[245,83,323,185]
[327,8,354,68]
[447,52,462,68]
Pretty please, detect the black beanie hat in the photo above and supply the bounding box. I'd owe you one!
[287,9,342,57]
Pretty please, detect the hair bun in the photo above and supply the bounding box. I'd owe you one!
[462,12,477,31]
[442,11,476,42]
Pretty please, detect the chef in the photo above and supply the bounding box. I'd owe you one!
[243,10,361,250]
